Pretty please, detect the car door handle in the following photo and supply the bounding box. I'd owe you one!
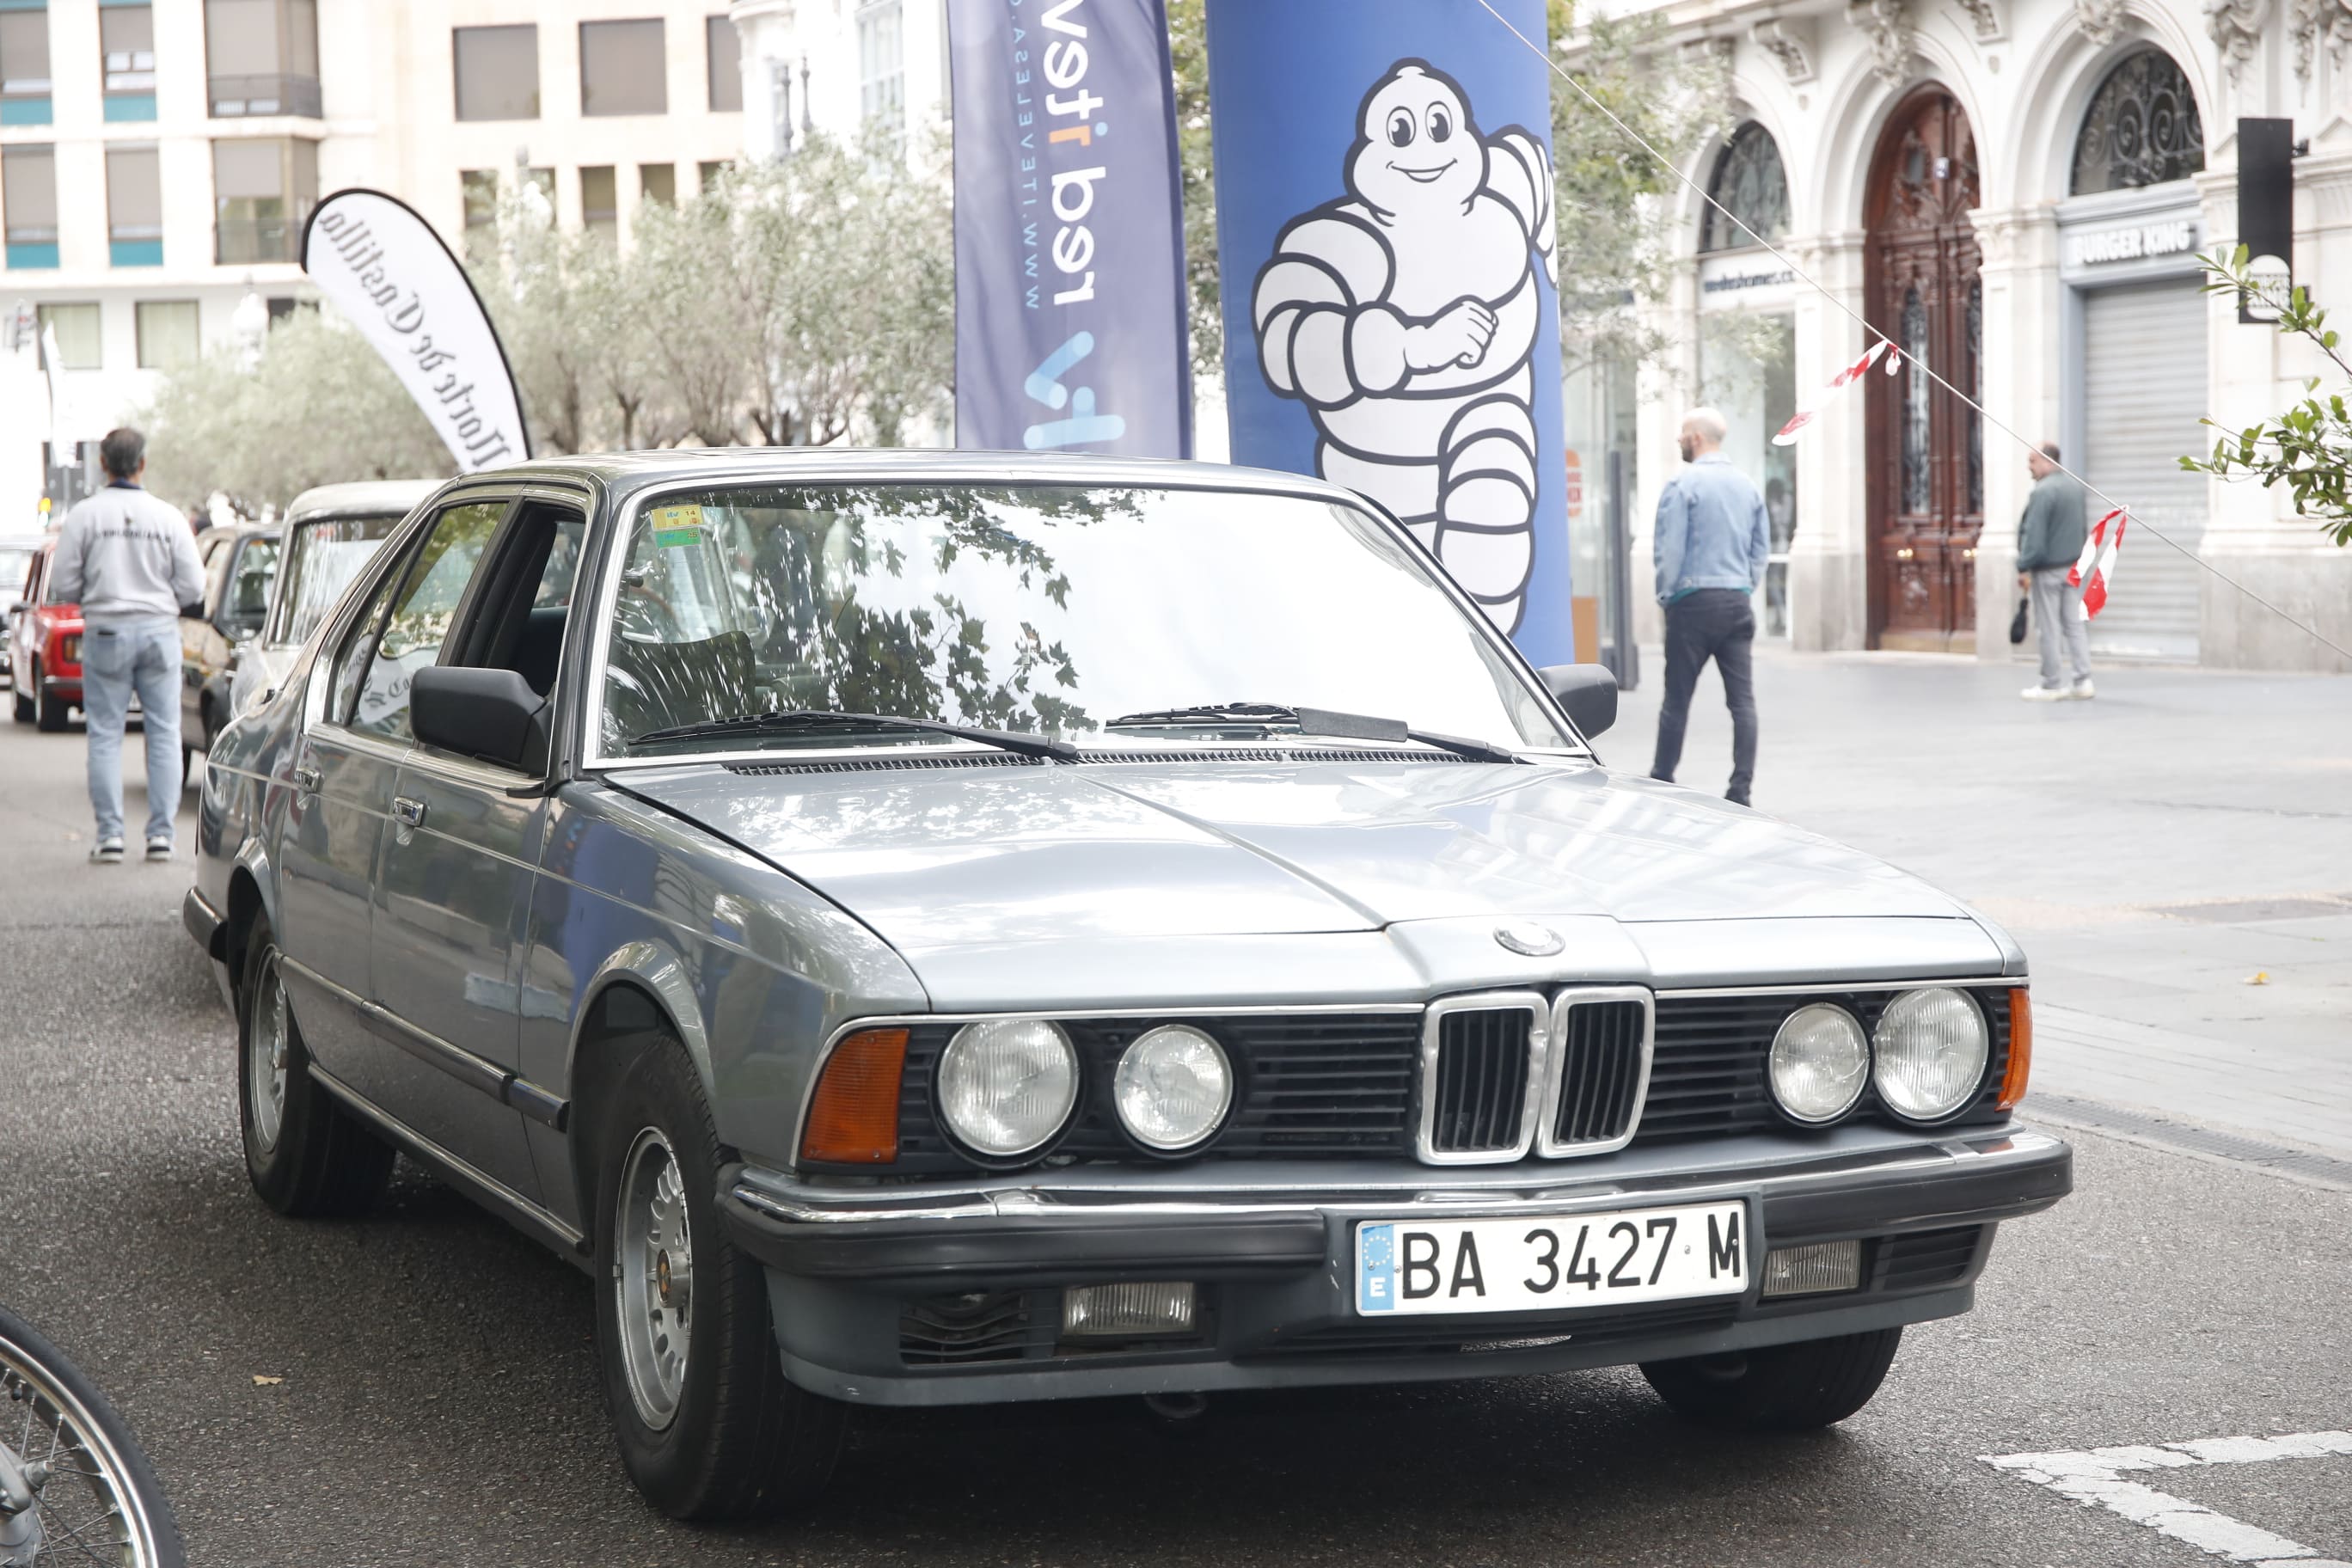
[291,763,322,793]
[392,797,427,828]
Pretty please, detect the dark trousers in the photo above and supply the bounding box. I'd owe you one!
[1651,589,1758,805]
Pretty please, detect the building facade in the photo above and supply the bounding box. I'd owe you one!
[0,0,745,515]
[1612,0,2352,672]
[729,0,948,166]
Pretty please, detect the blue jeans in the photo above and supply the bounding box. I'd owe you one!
[81,616,183,844]
[1651,588,1759,805]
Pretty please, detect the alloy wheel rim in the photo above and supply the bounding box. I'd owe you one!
[246,955,289,1154]
[615,1128,693,1430]
[1,1332,168,1567]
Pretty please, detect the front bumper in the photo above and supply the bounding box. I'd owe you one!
[722,1123,2071,1406]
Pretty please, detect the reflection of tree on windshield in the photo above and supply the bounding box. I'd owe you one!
[606,485,1133,750]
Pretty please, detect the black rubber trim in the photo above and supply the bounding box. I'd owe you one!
[1760,1137,2072,1239]
[720,1195,1327,1283]
[504,1075,570,1131]
[183,886,227,962]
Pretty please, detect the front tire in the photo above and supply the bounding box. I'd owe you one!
[237,911,394,1218]
[0,1305,186,1567]
[9,674,29,723]
[590,1036,844,1520]
[1641,1327,1902,1430]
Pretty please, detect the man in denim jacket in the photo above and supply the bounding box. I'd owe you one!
[1650,408,1769,806]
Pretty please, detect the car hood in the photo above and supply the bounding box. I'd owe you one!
[617,756,1975,957]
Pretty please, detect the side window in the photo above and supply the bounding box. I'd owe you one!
[343,502,507,743]
[223,538,279,637]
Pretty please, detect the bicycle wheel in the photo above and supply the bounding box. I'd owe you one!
[0,1305,185,1567]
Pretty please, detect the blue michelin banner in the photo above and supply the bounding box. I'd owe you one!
[948,0,1191,456]
[1205,0,1573,660]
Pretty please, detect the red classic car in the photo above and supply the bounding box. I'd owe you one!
[9,537,83,731]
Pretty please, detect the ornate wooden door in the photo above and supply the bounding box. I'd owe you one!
[1865,89,1984,652]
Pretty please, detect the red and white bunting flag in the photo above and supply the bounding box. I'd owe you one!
[2067,508,2127,621]
[1773,340,1893,446]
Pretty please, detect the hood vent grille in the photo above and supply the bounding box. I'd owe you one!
[725,746,1450,775]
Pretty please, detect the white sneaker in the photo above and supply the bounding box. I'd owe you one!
[2019,685,2067,701]
[144,836,174,861]
[90,837,125,863]
[2068,679,2096,700]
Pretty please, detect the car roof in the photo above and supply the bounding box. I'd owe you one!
[285,478,443,524]
[0,534,46,551]
[195,519,283,547]
[438,449,1366,511]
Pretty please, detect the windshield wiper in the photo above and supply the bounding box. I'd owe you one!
[630,709,1079,762]
[1106,701,1524,765]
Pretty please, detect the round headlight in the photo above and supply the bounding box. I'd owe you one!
[1871,988,1989,1121]
[937,1019,1079,1158]
[1113,1025,1234,1151]
[1768,1003,1870,1124]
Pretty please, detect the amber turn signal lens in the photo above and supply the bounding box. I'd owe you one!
[1998,989,2032,1110]
[801,1028,908,1164]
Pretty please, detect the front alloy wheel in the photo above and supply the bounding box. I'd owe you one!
[616,1127,695,1430]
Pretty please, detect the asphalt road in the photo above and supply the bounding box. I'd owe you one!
[3,689,2348,1567]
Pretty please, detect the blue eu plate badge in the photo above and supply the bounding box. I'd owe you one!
[1357,1223,1399,1313]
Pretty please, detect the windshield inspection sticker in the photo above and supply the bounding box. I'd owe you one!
[651,504,706,549]
[1984,1429,2352,1565]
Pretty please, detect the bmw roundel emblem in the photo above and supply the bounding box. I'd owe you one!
[1494,922,1565,957]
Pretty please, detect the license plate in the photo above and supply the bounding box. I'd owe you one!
[1354,1200,1749,1316]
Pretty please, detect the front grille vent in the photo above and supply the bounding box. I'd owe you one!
[898,1290,1044,1365]
[1551,998,1648,1148]
[1874,1225,1989,1292]
[1426,1007,1534,1156]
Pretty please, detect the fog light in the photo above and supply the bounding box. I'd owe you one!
[1060,1281,1197,1338]
[1760,1240,1862,1298]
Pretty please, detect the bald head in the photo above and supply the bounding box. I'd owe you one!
[1678,407,1727,462]
[2027,440,2061,480]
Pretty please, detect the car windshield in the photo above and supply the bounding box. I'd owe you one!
[594,484,1571,759]
[268,513,407,647]
[0,549,31,597]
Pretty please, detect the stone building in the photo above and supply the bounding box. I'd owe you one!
[1600,0,2351,671]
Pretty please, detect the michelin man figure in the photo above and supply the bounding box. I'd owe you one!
[1253,61,1557,632]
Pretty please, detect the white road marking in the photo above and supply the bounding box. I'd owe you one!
[1983,1430,2352,1566]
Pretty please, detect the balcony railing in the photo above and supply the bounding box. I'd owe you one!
[208,73,322,119]
[217,215,294,265]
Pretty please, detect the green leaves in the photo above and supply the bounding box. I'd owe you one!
[2183,251,2352,548]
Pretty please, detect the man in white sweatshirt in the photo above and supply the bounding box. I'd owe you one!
[46,427,204,862]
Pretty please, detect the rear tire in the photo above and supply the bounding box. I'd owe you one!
[237,910,394,1218]
[1641,1327,1902,1430]
[34,660,65,731]
[590,1035,844,1520]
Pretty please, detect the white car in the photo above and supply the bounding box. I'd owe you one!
[227,481,439,720]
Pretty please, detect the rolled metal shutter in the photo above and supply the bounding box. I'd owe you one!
[2081,279,2208,662]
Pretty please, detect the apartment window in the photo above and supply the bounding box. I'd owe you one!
[707,15,741,112]
[107,145,162,266]
[460,168,498,254]
[580,20,664,117]
[101,4,156,121]
[136,299,199,369]
[581,165,616,241]
[453,24,536,120]
[36,303,100,369]
[696,159,727,193]
[3,144,57,267]
[206,0,321,118]
[639,162,674,206]
[0,3,52,126]
[857,2,904,147]
[213,137,316,263]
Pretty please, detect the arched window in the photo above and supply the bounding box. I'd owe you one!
[1701,123,1791,253]
[2072,49,2204,194]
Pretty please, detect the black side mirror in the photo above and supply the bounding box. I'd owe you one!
[5,600,25,617]
[412,665,548,773]
[1537,664,1618,739]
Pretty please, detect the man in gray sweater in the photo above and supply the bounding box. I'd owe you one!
[2014,441,2092,701]
[46,427,204,861]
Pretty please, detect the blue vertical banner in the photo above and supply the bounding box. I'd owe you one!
[948,0,1192,456]
[1205,0,1573,660]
